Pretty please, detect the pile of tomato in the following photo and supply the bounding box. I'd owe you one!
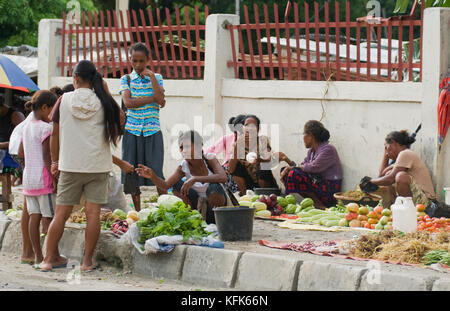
[417,214,450,233]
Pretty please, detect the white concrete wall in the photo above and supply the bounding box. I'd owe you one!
[221,80,423,190]
[50,76,422,190]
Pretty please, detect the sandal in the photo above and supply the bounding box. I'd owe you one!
[21,259,35,265]
[34,263,52,272]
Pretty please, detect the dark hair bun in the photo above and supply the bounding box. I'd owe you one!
[386,130,416,147]
[320,128,330,142]
[24,100,33,110]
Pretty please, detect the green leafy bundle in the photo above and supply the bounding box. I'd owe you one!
[136,200,210,244]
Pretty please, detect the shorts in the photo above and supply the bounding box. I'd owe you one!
[407,177,431,207]
[57,171,109,206]
[26,194,56,218]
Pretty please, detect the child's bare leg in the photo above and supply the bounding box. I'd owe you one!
[41,217,52,235]
[82,201,101,271]
[20,200,34,262]
[208,193,226,208]
[131,194,141,212]
[232,176,247,196]
[28,213,43,263]
[39,205,72,270]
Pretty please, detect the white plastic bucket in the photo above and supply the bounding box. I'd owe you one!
[444,187,450,205]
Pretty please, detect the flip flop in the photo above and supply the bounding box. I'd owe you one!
[52,262,68,269]
[21,259,35,265]
[34,263,52,272]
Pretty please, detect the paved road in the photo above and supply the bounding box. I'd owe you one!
[0,253,223,291]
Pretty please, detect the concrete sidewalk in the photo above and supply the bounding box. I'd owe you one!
[1,213,449,291]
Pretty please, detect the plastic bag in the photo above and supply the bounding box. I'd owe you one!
[104,172,131,213]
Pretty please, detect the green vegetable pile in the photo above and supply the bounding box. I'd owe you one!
[422,250,450,266]
[101,220,114,231]
[136,200,211,244]
[328,200,347,214]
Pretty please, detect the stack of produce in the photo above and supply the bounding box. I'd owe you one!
[416,203,450,233]
[341,203,392,230]
[111,220,129,235]
[68,211,86,224]
[348,230,450,265]
[296,204,346,228]
[143,193,159,204]
[239,193,297,217]
[136,199,211,244]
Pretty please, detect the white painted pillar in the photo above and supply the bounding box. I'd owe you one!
[38,19,64,90]
[115,0,129,12]
[203,14,240,142]
[420,8,450,200]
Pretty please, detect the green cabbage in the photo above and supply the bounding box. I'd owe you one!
[157,194,183,209]
[112,209,127,220]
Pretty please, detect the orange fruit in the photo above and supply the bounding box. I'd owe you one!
[374,206,384,214]
[416,204,426,212]
[368,218,378,225]
[357,215,368,222]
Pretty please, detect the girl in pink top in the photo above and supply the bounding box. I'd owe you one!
[204,115,246,194]
[19,90,58,267]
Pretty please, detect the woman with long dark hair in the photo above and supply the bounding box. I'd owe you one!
[38,60,123,272]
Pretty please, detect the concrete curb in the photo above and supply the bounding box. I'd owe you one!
[0,213,11,250]
[1,218,450,291]
[297,261,367,291]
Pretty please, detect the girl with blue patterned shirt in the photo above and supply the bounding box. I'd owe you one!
[120,43,166,211]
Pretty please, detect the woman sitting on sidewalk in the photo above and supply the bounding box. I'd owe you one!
[280,120,343,209]
[228,115,278,195]
[360,130,436,207]
[136,130,227,224]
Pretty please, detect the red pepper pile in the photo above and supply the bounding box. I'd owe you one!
[111,219,129,235]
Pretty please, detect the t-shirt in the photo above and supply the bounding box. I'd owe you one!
[9,111,34,155]
[119,70,164,137]
[52,88,112,173]
[22,117,54,196]
[301,142,343,181]
[179,153,215,198]
[394,149,436,199]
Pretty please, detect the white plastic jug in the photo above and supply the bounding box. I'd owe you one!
[391,196,417,233]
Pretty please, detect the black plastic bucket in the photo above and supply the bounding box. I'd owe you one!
[213,207,255,241]
[254,188,281,196]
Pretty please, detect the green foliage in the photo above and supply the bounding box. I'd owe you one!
[137,200,211,243]
[395,0,450,14]
[0,0,97,47]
